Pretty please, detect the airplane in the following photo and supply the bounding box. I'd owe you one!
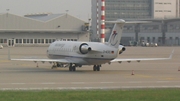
[9,19,174,71]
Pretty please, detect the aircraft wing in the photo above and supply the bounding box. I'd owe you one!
[8,48,72,63]
[111,50,174,63]
[10,58,70,63]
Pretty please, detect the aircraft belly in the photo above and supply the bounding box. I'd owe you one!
[66,57,112,65]
[48,54,112,65]
[84,59,111,65]
[48,54,65,59]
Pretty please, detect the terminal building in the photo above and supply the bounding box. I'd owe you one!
[0,13,90,47]
[91,0,180,46]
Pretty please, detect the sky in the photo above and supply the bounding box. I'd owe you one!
[0,0,91,21]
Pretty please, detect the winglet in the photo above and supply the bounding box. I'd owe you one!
[169,49,174,59]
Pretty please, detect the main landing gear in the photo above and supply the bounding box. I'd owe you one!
[69,64,102,72]
[69,63,76,71]
[93,65,101,71]
[51,62,57,69]
[51,62,102,72]
[51,62,70,69]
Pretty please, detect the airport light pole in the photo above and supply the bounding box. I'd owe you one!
[66,10,69,18]
[6,9,10,46]
[6,9,9,28]
[6,9,9,16]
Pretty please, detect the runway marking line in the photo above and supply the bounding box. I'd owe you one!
[71,82,85,84]
[1,86,180,90]
[12,83,25,85]
[41,83,56,85]
[1,81,180,86]
[100,82,114,84]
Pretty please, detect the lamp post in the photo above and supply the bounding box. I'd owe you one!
[6,9,9,17]
[66,10,69,14]
[6,9,10,46]
[6,9,9,29]
[66,10,69,18]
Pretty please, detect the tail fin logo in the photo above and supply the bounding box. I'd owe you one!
[110,31,118,46]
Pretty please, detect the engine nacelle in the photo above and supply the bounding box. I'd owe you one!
[79,43,92,54]
[119,45,126,54]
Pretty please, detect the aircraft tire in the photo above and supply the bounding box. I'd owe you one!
[93,65,97,71]
[97,66,100,71]
[69,64,73,71]
[72,66,76,71]
[69,67,72,71]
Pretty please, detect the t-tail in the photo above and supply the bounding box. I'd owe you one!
[106,19,125,48]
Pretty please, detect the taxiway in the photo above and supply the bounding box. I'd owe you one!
[0,46,179,90]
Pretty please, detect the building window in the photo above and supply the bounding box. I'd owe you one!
[46,39,49,44]
[41,39,44,44]
[34,39,38,43]
[27,39,30,44]
[0,39,3,43]
[23,39,26,44]
[15,39,18,43]
[52,39,56,42]
[49,39,52,43]
[38,39,41,43]
[147,37,150,43]
[30,39,33,43]
[19,39,22,43]
[4,39,7,43]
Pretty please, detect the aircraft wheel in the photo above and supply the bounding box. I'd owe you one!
[93,65,96,71]
[97,66,100,71]
[69,64,73,71]
[93,65,101,71]
[56,63,60,67]
[72,66,76,71]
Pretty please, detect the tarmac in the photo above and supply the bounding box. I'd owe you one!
[0,46,180,90]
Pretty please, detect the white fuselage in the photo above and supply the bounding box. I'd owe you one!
[47,41,119,65]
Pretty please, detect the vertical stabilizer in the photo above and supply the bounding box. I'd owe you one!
[107,19,125,48]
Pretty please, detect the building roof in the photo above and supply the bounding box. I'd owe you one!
[0,29,85,33]
[0,13,87,30]
[24,13,65,22]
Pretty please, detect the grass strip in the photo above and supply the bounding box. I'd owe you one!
[0,89,180,101]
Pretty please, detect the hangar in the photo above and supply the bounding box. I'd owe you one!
[0,13,90,47]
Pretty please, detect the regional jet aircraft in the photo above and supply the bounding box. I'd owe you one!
[9,19,174,71]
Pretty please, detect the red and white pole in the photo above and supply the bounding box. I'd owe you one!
[97,0,99,35]
[101,0,105,43]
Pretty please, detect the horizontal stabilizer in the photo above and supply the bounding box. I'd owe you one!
[125,21,152,24]
[105,19,125,24]
[105,19,151,24]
